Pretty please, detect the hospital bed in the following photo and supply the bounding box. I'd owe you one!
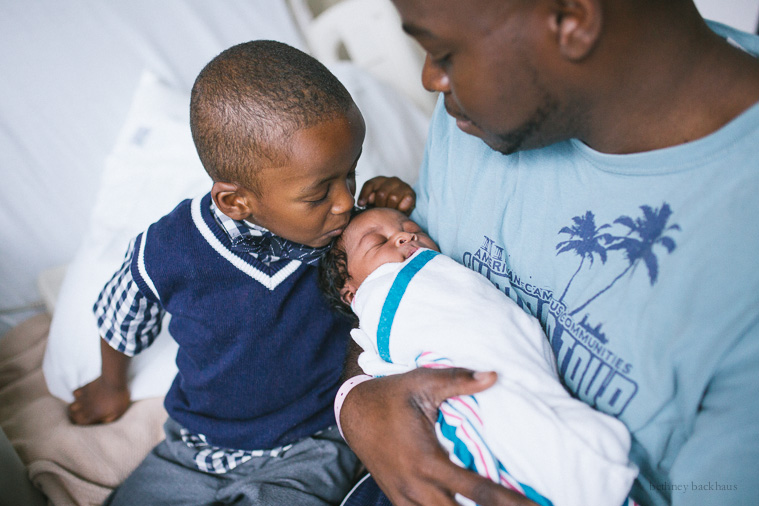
[1,1,754,505]
[0,1,433,504]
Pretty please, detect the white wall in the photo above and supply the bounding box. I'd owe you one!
[694,0,759,32]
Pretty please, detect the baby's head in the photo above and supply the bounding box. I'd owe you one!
[319,207,439,322]
[190,40,365,247]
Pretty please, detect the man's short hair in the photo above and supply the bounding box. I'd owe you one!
[190,40,355,191]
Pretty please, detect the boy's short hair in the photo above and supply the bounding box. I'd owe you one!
[190,40,355,192]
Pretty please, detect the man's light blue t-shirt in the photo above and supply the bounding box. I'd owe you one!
[412,21,759,506]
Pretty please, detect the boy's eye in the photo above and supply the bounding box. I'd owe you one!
[305,190,329,204]
[305,167,357,205]
[307,194,328,204]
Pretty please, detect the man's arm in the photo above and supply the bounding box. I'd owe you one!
[339,364,537,506]
[341,339,364,383]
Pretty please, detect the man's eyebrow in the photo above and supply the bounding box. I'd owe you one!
[401,22,434,39]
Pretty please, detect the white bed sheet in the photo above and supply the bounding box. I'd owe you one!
[0,0,306,330]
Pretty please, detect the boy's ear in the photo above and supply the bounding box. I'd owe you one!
[550,0,602,61]
[340,282,357,306]
[212,181,253,221]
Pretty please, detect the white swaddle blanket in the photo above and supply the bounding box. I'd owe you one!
[350,249,638,506]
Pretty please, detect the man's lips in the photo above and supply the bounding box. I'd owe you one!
[455,116,484,137]
[444,102,467,123]
[445,102,481,135]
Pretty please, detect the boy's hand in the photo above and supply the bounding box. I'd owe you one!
[68,376,131,425]
[358,176,416,215]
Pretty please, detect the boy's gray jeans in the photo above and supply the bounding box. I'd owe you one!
[104,418,361,505]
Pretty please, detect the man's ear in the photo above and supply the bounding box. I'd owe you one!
[211,181,254,221]
[340,282,357,306]
[550,0,602,61]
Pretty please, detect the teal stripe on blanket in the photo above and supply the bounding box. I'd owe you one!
[377,249,439,362]
[438,410,555,506]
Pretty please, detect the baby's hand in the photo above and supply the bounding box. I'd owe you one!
[68,376,131,425]
[358,176,416,215]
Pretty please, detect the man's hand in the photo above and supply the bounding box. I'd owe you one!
[340,367,537,506]
[358,176,416,215]
[68,376,131,425]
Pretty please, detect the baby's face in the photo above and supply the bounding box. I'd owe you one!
[342,208,439,290]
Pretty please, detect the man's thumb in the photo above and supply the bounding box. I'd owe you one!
[419,367,498,406]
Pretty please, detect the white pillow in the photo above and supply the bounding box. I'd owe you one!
[43,64,429,402]
[330,61,429,191]
[43,71,207,402]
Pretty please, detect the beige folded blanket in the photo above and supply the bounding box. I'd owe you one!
[0,315,167,506]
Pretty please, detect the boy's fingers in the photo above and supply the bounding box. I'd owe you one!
[68,404,86,424]
[357,184,375,205]
[357,177,389,204]
[398,195,415,214]
[372,189,389,206]
[384,193,401,207]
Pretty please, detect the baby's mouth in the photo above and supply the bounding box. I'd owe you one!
[404,246,419,259]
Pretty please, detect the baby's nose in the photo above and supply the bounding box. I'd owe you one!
[395,232,416,245]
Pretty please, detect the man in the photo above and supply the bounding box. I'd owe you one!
[338,1,759,505]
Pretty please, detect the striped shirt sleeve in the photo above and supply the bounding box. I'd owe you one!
[92,236,164,356]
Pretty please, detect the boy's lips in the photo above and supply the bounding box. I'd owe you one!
[326,227,345,238]
[325,218,350,238]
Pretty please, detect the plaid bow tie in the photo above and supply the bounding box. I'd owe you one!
[230,230,329,266]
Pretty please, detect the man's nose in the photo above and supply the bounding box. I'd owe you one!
[421,54,451,94]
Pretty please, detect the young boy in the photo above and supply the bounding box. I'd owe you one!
[319,207,638,506]
[67,40,415,505]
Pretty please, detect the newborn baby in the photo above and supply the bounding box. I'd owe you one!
[319,207,638,506]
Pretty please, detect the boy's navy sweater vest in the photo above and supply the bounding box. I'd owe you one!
[130,193,351,450]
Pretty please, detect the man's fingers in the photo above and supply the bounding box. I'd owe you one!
[374,474,460,506]
[436,461,535,506]
[414,367,498,408]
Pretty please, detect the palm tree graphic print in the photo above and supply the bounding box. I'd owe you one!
[460,203,681,416]
[556,203,681,317]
